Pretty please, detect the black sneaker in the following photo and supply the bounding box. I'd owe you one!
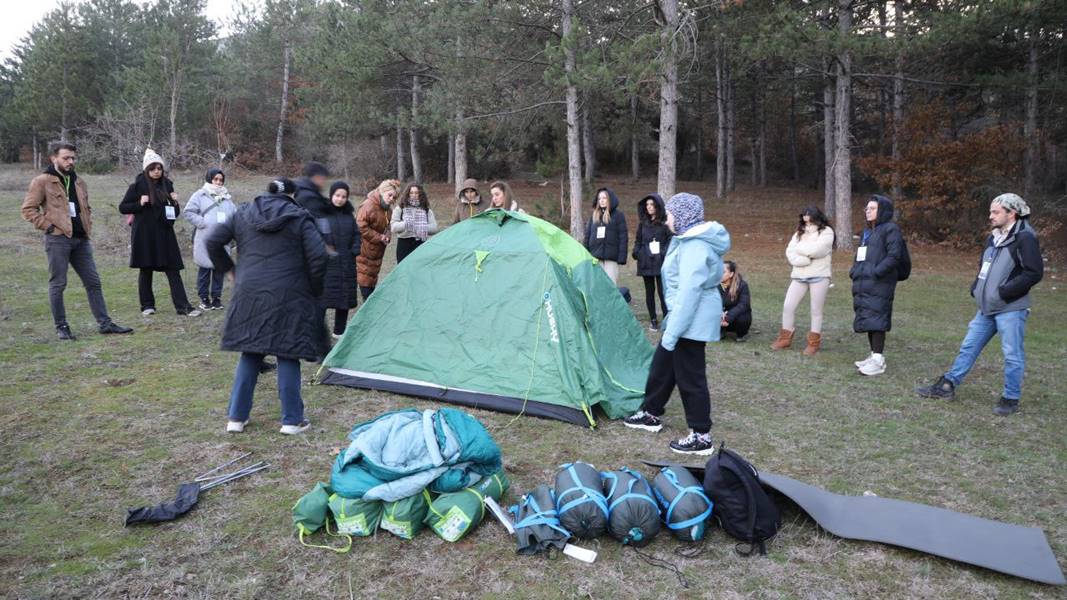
[670,432,715,455]
[916,375,955,400]
[623,410,663,432]
[993,398,1019,416]
[56,324,77,341]
[176,306,202,317]
[211,298,223,310]
[198,300,211,311]
[649,319,659,332]
[259,360,277,374]
[99,322,133,335]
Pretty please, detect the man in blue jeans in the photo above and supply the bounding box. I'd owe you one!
[916,194,1043,415]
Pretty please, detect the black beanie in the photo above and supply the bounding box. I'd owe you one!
[205,168,224,184]
[303,161,329,178]
[329,181,350,197]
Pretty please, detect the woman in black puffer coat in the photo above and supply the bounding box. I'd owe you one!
[205,178,329,436]
[584,187,628,284]
[302,180,360,337]
[850,194,905,377]
[632,193,672,330]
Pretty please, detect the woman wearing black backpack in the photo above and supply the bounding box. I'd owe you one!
[850,195,906,376]
[632,193,671,331]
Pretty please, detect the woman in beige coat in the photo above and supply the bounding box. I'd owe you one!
[771,206,835,355]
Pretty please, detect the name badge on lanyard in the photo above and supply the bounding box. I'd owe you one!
[165,205,176,220]
[596,226,606,239]
[856,246,868,262]
[649,240,661,255]
[978,260,992,280]
[68,201,77,217]
[216,211,227,224]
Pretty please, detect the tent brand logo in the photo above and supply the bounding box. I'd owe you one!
[543,292,560,344]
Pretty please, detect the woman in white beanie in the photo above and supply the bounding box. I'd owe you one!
[118,148,200,316]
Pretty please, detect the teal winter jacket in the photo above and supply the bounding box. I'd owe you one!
[660,221,731,350]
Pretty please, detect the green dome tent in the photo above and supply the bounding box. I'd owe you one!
[319,209,653,427]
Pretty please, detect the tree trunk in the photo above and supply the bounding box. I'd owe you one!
[275,41,291,163]
[749,138,757,186]
[790,67,800,181]
[833,0,853,251]
[1024,40,1038,196]
[32,134,39,170]
[454,113,468,195]
[563,0,584,239]
[696,87,704,180]
[726,69,735,192]
[61,65,69,142]
[410,75,423,184]
[396,112,407,182]
[630,94,640,180]
[169,70,180,160]
[715,39,726,199]
[582,98,596,183]
[447,133,455,185]
[823,59,836,220]
[758,91,767,186]
[656,0,679,200]
[892,0,904,199]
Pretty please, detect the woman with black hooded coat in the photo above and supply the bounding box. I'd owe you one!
[583,187,628,284]
[310,181,360,337]
[850,194,906,376]
[632,193,672,330]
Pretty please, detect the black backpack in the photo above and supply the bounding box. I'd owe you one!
[702,444,780,555]
[897,237,912,281]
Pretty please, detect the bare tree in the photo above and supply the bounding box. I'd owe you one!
[833,0,853,250]
[715,36,727,199]
[410,75,423,183]
[563,0,584,238]
[656,0,679,199]
[396,111,407,181]
[275,41,290,163]
[1024,39,1038,196]
[892,0,905,199]
[823,58,836,219]
[630,94,640,180]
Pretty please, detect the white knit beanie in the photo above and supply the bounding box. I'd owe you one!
[142,148,165,171]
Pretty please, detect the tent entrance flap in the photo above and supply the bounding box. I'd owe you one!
[320,368,592,427]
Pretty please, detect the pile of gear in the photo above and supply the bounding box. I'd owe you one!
[292,408,507,552]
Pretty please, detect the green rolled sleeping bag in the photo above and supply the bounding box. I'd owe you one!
[652,464,714,542]
[424,470,509,542]
[555,462,608,539]
[327,493,383,537]
[380,489,433,540]
[603,468,661,546]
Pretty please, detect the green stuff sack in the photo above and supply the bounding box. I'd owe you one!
[328,493,383,537]
[425,470,509,542]
[380,490,433,540]
[292,482,351,553]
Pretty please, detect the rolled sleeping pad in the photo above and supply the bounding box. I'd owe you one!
[554,462,608,539]
[652,464,714,542]
[602,468,661,546]
[424,470,509,542]
[380,489,433,540]
[327,492,383,537]
[509,484,570,555]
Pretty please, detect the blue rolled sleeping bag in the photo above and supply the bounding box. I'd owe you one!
[554,462,608,539]
[603,467,660,546]
[652,464,713,542]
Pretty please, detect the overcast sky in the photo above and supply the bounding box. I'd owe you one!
[0,0,254,61]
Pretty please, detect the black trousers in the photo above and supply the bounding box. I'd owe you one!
[723,316,752,338]
[868,331,886,353]
[396,238,423,263]
[360,286,375,301]
[333,308,349,335]
[642,276,667,321]
[138,268,192,312]
[641,338,712,433]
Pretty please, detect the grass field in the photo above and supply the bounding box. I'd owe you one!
[1,164,1064,599]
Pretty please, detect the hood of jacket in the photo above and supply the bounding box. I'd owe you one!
[638,193,666,224]
[674,221,731,255]
[457,179,483,203]
[294,176,324,198]
[45,164,77,184]
[249,193,305,232]
[869,194,895,226]
[593,187,620,212]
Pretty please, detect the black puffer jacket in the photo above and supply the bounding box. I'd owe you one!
[118,173,184,270]
[719,280,752,326]
[298,192,359,310]
[850,195,904,332]
[205,193,330,362]
[583,187,628,264]
[632,193,672,276]
[293,176,328,211]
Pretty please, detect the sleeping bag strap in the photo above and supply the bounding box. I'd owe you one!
[608,478,660,513]
[297,522,352,554]
[662,469,712,531]
[558,465,609,518]
[512,496,571,537]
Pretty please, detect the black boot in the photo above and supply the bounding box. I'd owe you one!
[56,324,77,341]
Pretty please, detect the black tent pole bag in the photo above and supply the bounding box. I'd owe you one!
[703,444,780,554]
[554,462,609,539]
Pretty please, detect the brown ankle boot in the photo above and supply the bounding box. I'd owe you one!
[803,332,822,355]
[770,328,794,350]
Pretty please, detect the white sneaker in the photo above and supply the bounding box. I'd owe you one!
[280,420,311,435]
[854,353,875,369]
[859,354,886,376]
[142,308,156,316]
[226,419,249,433]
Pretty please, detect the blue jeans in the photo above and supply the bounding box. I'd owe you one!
[944,309,1029,401]
[227,353,305,425]
[196,267,224,302]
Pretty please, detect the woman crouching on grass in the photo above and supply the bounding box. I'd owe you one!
[205,178,329,436]
[719,261,752,341]
[624,192,731,456]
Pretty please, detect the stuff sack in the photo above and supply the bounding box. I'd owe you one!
[292,482,351,553]
[510,484,570,555]
[652,464,713,542]
[380,489,432,540]
[554,462,608,539]
[425,470,509,542]
[602,468,660,546]
[703,445,781,554]
[327,493,383,537]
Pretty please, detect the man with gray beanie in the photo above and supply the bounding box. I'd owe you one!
[916,193,1043,415]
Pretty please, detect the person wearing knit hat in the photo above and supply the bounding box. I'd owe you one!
[624,192,731,455]
[916,192,1043,416]
[184,168,236,310]
[119,149,201,317]
[356,179,401,299]
[453,178,484,223]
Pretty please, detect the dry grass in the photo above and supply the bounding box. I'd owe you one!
[0,164,1064,599]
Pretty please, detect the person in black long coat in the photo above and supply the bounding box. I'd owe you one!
[308,181,360,337]
[632,193,672,331]
[583,187,628,284]
[850,194,905,376]
[118,150,199,316]
[205,178,330,436]
[719,260,752,341]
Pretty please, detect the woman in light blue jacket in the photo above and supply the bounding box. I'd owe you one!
[623,192,730,456]
[184,168,237,310]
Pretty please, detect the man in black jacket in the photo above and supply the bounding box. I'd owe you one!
[916,193,1043,415]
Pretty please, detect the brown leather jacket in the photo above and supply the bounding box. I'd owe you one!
[356,191,392,287]
[21,171,92,238]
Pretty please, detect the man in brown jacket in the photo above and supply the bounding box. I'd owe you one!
[21,142,132,340]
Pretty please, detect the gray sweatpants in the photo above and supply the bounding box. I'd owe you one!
[44,234,111,328]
